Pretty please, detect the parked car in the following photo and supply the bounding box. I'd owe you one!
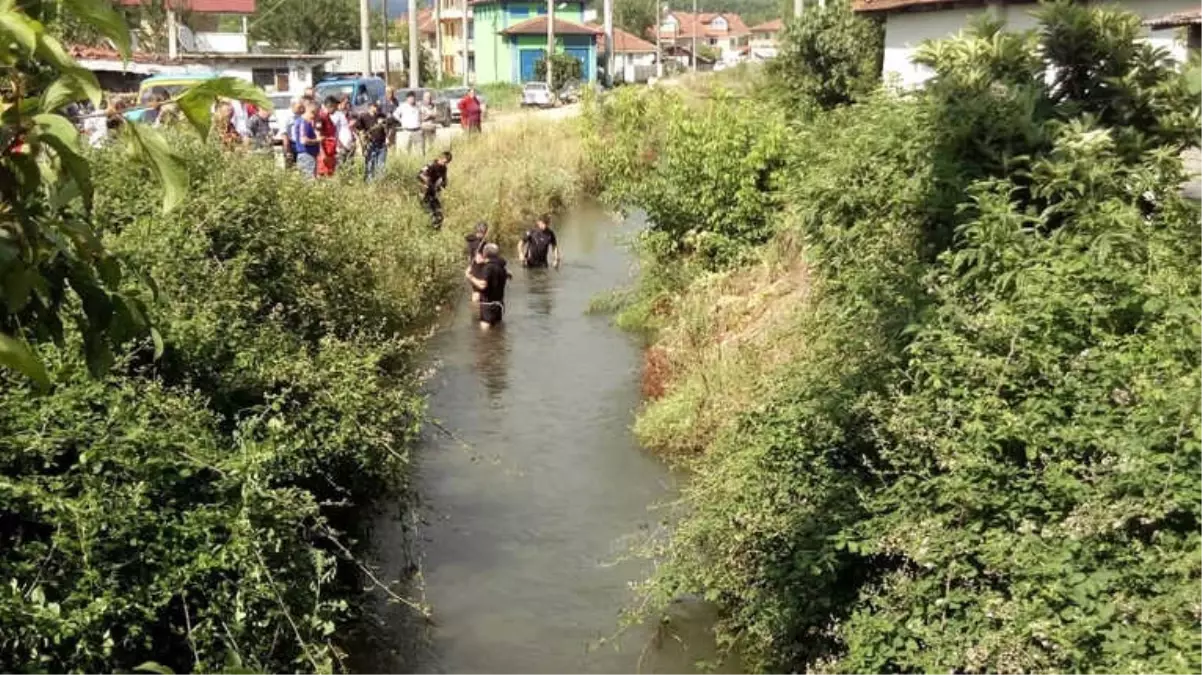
[557,80,583,104]
[314,75,386,112]
[442,87,489,123]
[521,82,552,108]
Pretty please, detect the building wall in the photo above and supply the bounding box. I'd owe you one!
[881,0,1197,89]
[474,1,587,84]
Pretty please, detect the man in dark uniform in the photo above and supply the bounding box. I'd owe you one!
[466,243,510,328]
[418,151,452,228]
[518,214,561,268]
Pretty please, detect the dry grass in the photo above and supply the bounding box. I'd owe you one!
[634,244,812,457]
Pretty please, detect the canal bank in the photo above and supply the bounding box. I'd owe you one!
[360,209,735,673]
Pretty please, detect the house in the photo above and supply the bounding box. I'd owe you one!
[748,18,783,59]
[852,0,1201,89]
[650,11,751,64]
[1144,8,1201,52]
[472,0,599,84]
[590,24,657,83]
[403,3,470,76]
[80,0,327,94]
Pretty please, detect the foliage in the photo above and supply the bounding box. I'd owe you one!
[534,52,584,86]
[587,2,1202,672]
[1,85,590,675]
[766,0,883,110]
[0,0,265,386]
[584,85,790,267]
[249,0,359,54]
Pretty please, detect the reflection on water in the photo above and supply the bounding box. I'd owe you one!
[364,210,735,674]
[472,324,510,403]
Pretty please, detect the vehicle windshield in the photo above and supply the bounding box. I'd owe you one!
[314,83,355,101]
[444,87,468,98]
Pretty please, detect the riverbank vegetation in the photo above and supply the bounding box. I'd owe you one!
[584,2,1200,672]
[1,18,588,667]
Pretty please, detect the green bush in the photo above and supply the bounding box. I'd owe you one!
[767,0,883,109]
[595,3,1202,672]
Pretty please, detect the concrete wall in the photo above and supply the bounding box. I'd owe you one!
[881,0,1197,89]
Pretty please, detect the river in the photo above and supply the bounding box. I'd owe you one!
[363,209,732,674]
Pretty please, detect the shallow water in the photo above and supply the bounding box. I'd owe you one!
[365,210,734,674]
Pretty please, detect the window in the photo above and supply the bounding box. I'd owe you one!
[710,16,727,31]
[708,38,716,46]
[251,67,289,93]
[536,4,545,14]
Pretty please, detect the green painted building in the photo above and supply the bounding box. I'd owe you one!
[471,0,599,84]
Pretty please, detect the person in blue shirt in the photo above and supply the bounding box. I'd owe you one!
[295,102,320,178]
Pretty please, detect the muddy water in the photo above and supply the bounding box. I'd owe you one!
[365,210,730,673]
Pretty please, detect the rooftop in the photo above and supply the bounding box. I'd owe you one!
[648,11,751,40]
[852,0,1034,12]
[587,24,657,53]
[1144,8,1202,29]
[499,16,601,36]
[750,18,784,32]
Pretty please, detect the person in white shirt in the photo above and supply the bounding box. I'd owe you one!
[229,98,249,137]
[393,91,422,155]
[332,97,355,164]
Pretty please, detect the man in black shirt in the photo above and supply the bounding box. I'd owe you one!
[418,151,452,227]
[519,214,560,268]
[466,243,510,328]
[465,221,489,261]
[358,101,392,182]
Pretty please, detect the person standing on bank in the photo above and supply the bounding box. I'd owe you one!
[466,243,510,328]
[518,214,561,268]
[394,91,422,155]
[458,87,483,134]
[357,101,391,182]
[420,90,440,155]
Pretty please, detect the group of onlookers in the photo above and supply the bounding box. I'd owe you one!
[281,85,487,182]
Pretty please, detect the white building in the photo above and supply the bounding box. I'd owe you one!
[853,0,1200,89]
[592,24,658,83]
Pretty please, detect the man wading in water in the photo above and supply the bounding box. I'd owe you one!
[518,214,561,268]
[466,243,510,328]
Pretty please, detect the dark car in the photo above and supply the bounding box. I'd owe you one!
[398,88,452,126]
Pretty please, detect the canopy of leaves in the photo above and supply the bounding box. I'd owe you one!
[765,0,883,109]
[583,2,1201,671]
[248,0,359,54]
[535,52,584,87]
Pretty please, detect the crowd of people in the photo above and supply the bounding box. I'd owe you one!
[281,85,485,183]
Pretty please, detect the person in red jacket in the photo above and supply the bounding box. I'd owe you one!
[316,96,339,177]
[457,87,483,134]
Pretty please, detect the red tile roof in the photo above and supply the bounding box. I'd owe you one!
[396,8,438,35]
[750,18,783,33]
[648,11,750,41]
[1144,8,1201,29]
[587,23,657,53]
[499,16,601,36]
[69,43,173,63]
[117,0,256,13]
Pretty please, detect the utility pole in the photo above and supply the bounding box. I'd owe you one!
[793,0,802,19]
[655,3,663,78]
[603,0,613,86]
[383,0,392,82]
[546,0,555,92]
[434,0,443,81]
[360,0,372,77]
[408,0,419,87]
[167,5,178,60]
[691,0,697,72]
[461,0,469,85]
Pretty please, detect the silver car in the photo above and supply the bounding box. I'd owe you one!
[521,81,552,107]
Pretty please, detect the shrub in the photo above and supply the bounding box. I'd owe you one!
[766,0,883,110]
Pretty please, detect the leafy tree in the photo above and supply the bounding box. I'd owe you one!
[766,0,882,109]
[0,0,266,386]
[248,0,359,53]
[535,52,584,85]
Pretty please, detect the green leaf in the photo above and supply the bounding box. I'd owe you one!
[135,662,176,675]
[32,113,95,211]
[61,0,132,60]
[0,332,49,390]
[124,123,188,212]
[0,1,39,56]
[174,77,270,140]
[40,69,103,112]
[150,327,164,360]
